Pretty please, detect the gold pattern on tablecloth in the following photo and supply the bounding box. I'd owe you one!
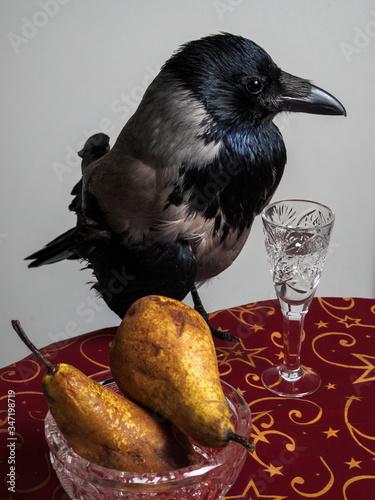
[318,297,375,330]
[210,302,277,326]
[312,332,375,380]
[344,457,362,469]
[343,475,375,499]
[1,298,375,499]
[210,302,277,340]
[52,484,64,500]
[28,410,45,422]
[245,397,323,492]
[345,396,375,456]
[216,338,270,377]
[79,333,113,369]
[290,456,334,497]
[224,478,287,499]
[0,360,41,384]
[245,371,263,390]
[0,390,50,496]
[43,339,78,354]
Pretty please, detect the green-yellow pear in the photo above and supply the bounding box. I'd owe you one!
[12,320,198,473]
[109,295,255,452]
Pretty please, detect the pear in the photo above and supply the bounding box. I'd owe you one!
[109,295,255,452]
[11,320,198,473]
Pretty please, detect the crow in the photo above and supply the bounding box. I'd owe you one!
[26,33,346,341]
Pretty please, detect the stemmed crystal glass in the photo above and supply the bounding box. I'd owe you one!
[261,199,335,397]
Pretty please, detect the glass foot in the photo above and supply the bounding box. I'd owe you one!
[261,365,321,397]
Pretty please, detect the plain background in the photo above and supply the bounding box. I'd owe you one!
[1,0,374,368]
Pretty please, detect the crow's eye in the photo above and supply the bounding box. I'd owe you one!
[246,78,264,95]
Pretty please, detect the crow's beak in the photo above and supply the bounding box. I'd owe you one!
[277,71,347,117]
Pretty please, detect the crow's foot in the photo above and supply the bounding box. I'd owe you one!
[190,286,239,343]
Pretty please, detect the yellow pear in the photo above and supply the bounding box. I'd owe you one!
[109,295,254,452]
[12,320,198,473]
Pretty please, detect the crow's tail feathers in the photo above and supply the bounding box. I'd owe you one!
[25,228,79,268]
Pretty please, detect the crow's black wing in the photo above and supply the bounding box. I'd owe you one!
[26,227,79,267]
[88,238,197,318]
[26,134,111,268]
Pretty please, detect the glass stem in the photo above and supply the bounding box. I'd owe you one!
[280,309,306,379]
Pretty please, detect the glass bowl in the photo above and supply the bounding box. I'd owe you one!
[45,369,252,499]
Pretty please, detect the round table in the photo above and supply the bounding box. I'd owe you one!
[1,297,375,499]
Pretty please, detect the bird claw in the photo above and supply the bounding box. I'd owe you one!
[190,286,238,342]
[209,325,239,343]
[198,307,239,342]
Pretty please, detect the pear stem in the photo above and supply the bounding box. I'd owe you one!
[226,429,255,453]
[11,320,58,374]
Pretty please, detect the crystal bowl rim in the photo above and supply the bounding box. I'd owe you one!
[44,371,252,486]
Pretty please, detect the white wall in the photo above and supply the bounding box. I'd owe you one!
[1,0,374,368]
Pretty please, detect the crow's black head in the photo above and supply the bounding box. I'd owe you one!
[164,33,346,131]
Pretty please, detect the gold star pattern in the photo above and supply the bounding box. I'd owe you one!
[249,411,273,444]
[224,478,287,499]
[263,463,283,477]
[338,315,362,328]
[325,382,336,390]
[316,320,328,328]
[216,338,268,368]
[236,387,246,396]
[323,427,340,438]
[304,366,316,375]
[350,353,375,383]
[251,323,265,333]
[345,458,362,469]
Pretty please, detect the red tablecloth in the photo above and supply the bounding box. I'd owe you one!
[1,297,375,499]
